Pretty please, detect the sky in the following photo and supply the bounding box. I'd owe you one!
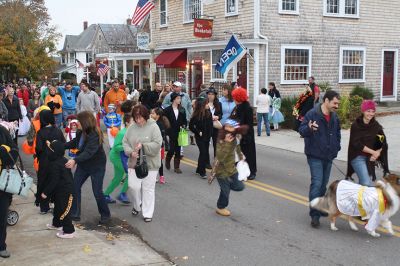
[45,0,139,50]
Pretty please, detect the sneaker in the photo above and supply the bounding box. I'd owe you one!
[56,232,74,239]
[159,175,165,184]
[248,174,256,180]
[40,208,51,215]
[216,208,231,216]
[174,168,182,174]
[205,164,212,170]
[200,174,207,179]
[0,250,10,258]
[105,195,116,204]
[117,193,131,205]
[46,224,62,230]
[311,216,320,228]
[99,217,111,225]
[267,133,270,136]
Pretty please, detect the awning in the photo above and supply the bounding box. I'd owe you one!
[155,49,187,68]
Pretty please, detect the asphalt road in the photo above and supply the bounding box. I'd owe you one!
[20,138,400,266]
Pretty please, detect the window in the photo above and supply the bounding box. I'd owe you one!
[281,45,312,84]
[183,0,202,23]
[226,0,238,16]
[61,54,66,64]
[324,0,359,17]
[211,49,225,81]
[160,0,168,26]
[69,52,75,63]
[339,47,366,83]
[279,0,299,14]
[86,53,93,63]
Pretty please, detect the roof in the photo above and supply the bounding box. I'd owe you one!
[98,24,137,46]
[60,24,139,53]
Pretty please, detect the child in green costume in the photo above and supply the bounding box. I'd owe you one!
[104,113,133,204]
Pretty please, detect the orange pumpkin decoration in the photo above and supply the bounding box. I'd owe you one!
[110,127,119,137]
[22,140,35,155]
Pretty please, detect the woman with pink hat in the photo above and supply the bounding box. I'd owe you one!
[346,100,389,186]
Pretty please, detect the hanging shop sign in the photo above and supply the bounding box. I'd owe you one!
[137,32,150,50]
[193,19,213,38]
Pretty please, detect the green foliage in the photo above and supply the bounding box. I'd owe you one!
[350,85,374,100]
[318,82,332,92]
[337,95,363,129]
[0,0,60,80]
[280,97,297,129]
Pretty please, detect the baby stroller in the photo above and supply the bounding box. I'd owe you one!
[7,209,19,226]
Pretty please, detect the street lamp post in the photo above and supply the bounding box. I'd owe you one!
[148,41,156,90]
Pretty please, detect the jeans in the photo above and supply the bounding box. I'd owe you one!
[71,165,111,219]
[351,155,372,186]
[307,156,332,218]
[62,109,76,127]
[216,173,245,209]
[257,113,270,136]
[54,113,63,128]
[195,136,210,176]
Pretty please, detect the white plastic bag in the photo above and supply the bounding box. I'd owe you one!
[237,160,250,181]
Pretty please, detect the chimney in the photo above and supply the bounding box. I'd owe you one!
[83,21,88,30]
[127,18,132,25]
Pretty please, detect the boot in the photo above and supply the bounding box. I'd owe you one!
[165,155,172,170]
[174,157,182,174]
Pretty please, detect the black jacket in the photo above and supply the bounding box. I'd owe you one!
[0,125,19,198]
[65,130,106,169]
[35,126,66,164]
[189,115,213,139]
[41,141,73,197]
[164,105,187,138]
[3,96,22,121]
[230,101,254,143]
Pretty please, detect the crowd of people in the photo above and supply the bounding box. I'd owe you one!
[0,76,389,258]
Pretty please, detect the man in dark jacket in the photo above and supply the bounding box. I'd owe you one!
[299,90,341,228]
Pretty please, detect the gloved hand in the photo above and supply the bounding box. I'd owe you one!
[47,101,55,110]
[54,103,61,109]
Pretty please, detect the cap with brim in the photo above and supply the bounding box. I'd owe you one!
[173,81,182,87]
[207,87,217,95]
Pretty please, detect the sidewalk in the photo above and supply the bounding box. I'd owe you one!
[255,114,400,173]
[2,187,171,266]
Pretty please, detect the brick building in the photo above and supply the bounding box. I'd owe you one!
[150,0,399,103]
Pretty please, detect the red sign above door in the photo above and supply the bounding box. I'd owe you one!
[193,19,213,38]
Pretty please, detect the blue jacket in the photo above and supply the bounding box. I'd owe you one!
[58,86,80,110]
[299,103,341,161]
[104,112,122,128]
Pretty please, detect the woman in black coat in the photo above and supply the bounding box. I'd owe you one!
[205,87,223,159]
[189,98,213,178]
[230,87,257,180]
[3,86,22,144]
[164,92,187,174]
[64,111,111,224]
[0,125,19,258]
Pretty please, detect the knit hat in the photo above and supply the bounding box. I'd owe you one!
[108,104,116,112]
[232,87,248,103]
[207,87,217,95]
[361,100,376,112]
[39,109,55,128]
[170,92,183,102]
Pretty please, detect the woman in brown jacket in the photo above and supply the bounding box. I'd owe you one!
[346,100,389,186]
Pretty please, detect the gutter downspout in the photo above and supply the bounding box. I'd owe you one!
[255,0,269,89]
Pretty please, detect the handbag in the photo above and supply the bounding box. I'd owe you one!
[213,120,222,129]
[0,154,33,197]
[135,149,149,179]
[178,128,189,147]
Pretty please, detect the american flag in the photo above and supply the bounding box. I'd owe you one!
[75,59,84,68]
[97,63,111,76]
[131,0,155,26]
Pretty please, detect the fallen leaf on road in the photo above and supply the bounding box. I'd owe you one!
[182,256,189,260]
[106,233,115,241]
[83,245,91,253]
[276,220,281,223]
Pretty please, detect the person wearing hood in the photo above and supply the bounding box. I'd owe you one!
[123,105,162,222]
[35,110,66,213]
[346,100,388,186]
[40,140,75,239]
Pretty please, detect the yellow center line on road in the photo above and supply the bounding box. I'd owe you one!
[180,157,400,237]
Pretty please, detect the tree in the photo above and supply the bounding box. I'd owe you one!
[0,0,60,80]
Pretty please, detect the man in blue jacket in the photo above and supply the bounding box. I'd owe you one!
[299,90,341,228]
[58,82,80,127]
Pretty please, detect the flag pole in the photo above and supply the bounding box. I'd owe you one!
[100,74,104,99]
